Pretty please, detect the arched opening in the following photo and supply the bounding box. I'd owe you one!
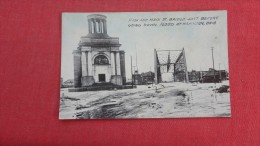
[94,55,109,65]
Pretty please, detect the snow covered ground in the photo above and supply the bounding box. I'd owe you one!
[59,81,231,119]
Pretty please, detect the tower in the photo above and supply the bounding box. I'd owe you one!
[73,14,126,88]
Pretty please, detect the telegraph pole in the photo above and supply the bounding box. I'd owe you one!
[182,48,189,83]
[131,56,133,87]
[132,66,136,85]
[136,51,138,73]
[154,49,158,84]
[211,47,216,86]
[219,63,222,82]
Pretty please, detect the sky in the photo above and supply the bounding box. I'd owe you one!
[61,11,228,81]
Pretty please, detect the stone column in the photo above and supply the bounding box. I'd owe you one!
[73,50,82,87]
[93,19,96,33]
[103,19,107,34]
[100,21,103,33]
[110,52,115,75]
[111,51,123,85]
[116,52,121,75]
[88,19,92,33]
[87,51,92,75]
[98,20,102,33]
[81,51,87,76]
[120,51,126,84]
[92,21,94,33]
[81,50,94,87]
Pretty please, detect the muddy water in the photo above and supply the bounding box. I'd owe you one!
[61,84,231,119]
[75,91,161,119]
[76,103,131,119]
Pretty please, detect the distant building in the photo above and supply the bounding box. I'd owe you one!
[141,71,154,84]
[73,14,126,88]
[187,68,228,83]
[202,68,228,83]
[188,70,201,82]
[60,78,63,88]
[132,71,155,85]
[133,74,142,85]
[174,70,186,82]
[63,79,74,88]
[132,70,142,85]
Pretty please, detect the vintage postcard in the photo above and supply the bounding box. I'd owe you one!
[60,11,230,119]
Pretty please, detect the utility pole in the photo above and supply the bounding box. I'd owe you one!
[200,66,202,82]
[219,63,222,82]
[183,48,189,83]
[211,47,216,86]
[154,49,158,84]
[135,44,138,73]
[131,56,133,87]
[136,51,138,73]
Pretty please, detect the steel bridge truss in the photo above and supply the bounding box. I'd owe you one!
[154,48,189,84]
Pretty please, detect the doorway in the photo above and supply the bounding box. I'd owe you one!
[98,74,106,82]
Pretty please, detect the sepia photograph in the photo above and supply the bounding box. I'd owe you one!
[60,11,230,119]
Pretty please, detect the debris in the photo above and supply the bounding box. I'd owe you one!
[75,105,89,110]
[62,96,80,101]
[214,85,229,93]
[176,91,186,97]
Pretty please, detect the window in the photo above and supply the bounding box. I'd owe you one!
[94,55,109,65]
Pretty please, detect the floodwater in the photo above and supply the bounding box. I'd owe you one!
[59,81,231,119]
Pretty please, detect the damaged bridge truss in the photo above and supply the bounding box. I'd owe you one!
[154,48,189,84]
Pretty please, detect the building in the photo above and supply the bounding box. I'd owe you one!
[173,68,228,83]
[60,78,63,88]
[73,14,126,88]
[201,68,228,83]
[187,68,228,83]
[141,71,154,84]
[188,70,201,83]
[63,79,74,88]
[132,71,155,85]
[132,70,142,85]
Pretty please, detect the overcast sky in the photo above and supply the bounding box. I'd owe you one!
[61,11,228,80]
